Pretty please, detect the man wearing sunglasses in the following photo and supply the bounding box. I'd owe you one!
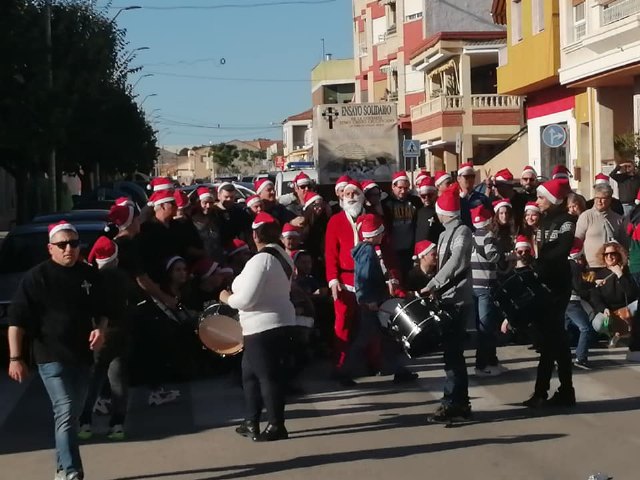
[7,221,107,480]
[279,171,313,218]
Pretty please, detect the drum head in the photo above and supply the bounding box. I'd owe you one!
[198,314,243,355]
[378,298,404,327]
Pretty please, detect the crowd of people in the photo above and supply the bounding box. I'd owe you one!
[7,161,640,479]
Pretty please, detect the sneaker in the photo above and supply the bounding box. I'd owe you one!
[148,388,180,406]
[66,472,83,480]
[474,366,501,377]
[428,403,472,422]
[522,394,547,408]
[392,370,419,384]
[574,359,592,370]
[626,351,640,362]
[77,424,93,441]
[547,387,576,407]
[609,333,621,348]
[93,397,111,416]
[107,424,125,441]
[54,471,65,480]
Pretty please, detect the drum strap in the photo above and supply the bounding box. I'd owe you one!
[262,246,293,280]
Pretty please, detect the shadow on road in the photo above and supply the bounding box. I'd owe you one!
[107,433,566,480]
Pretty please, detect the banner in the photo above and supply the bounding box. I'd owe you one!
[314,103,399,184]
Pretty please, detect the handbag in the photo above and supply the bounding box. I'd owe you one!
[610,293,633,337]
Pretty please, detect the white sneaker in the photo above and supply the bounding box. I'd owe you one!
[54,471,65,480]
[148,388,180,406]
[93,397,111,415]
[474,367,501,377]
[626,351,640,362]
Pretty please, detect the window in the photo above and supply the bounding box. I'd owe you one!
[573,1,586,42]
[511,0,523,44]
[532,0,545,33]
[387,3,397,34]
[372,16,386,44]
[405,64,425,93]
[404,0,423,22]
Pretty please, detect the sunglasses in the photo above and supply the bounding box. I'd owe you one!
[51,239,80,250]
[604,251,619,257]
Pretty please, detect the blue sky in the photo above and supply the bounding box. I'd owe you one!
[102,0,353,149]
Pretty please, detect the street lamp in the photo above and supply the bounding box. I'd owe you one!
[122,46,150,64]
[111,5,142,23]
[140,93,157,106]
[133,73,153,88]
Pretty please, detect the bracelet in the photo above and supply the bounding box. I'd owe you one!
[9,356,23,362]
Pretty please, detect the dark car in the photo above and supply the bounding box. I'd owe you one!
[31,209,110,224]
[0,221,108,328]
[73,181,149,210]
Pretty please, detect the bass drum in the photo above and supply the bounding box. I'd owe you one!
[377,298,404,328]
[198,303,243,356]
[492,268,551,329]
[389,297,451,358]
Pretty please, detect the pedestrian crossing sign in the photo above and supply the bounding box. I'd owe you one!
[403,139,420,158]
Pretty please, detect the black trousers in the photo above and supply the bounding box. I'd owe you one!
[242,327,292,425]
[533,292,574,396]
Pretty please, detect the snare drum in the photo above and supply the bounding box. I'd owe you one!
[388,297,451,358]
[198,303,243,356]
[492,268,550,328]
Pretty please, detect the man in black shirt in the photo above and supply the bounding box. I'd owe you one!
[8,221,107,480]
[610,162,640,215]
[215,183,252,246]
[415,177,443,243]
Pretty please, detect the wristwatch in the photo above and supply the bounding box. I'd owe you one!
[9,356,23,362]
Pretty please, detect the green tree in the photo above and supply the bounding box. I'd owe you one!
[209,144,239,172]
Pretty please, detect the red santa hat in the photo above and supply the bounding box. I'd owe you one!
[413,240,436,260]
[108,205,135,231]
[302,190,322,210]
[537,178,570,205]
[174,190,190,209]
[358,213,384,238]
[165,256,185,271]
[470,205,493,228]
[392,171,410,185]
[147,177,174,192]
[594,173,610,186]
[293,172,311,187]
[192,257,221,279]
[457,162,475,177]
[552,165,571,180]
[343,179,362,194]
[494,168,514,184]
[254,178,274,195]
[227,238,250,257]
[436,183,461,217]
[434,170,452,188]
[335,175,352,192]
[115,197,135,208]
[246,195,262,209]
[515,235,533,252]
[524,201,541,214]
[88,236,118,267]
[251,212,277,230]
[493,198,512,212]
[197,186,214,202]
[362,180,379,193]
[521,165,537,179]
[418,177,437,195]
[48,220,77,241]
[569,237,584,260]
[149,190,176,207]
[415,169,430,185]
[281,223,301,238]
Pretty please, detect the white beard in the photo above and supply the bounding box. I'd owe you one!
[343,196,364,218]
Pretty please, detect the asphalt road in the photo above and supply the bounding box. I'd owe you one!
[1,345,637,480]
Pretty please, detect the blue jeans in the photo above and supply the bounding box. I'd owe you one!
[473,288,500,369]
[564,300,593,362]
[441,302,470,408]
[38,362,91,477]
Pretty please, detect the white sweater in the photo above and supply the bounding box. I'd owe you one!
[227,244,297,336]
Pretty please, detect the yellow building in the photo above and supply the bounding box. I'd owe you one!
[494,0,590,191]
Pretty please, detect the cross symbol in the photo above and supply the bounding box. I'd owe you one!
[322,107,339,129]
[81,280,92,295]
[428,216,435,227]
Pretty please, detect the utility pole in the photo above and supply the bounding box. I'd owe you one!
[45,0,57,212]
[321,38,325,60]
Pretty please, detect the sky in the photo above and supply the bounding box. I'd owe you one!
[99,0,353,150]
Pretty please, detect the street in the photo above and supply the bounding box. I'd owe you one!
[1,345,638,480]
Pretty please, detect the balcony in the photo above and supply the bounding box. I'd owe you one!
[410,96,463,119]
[471,94,523,109]
[601,0,640,26]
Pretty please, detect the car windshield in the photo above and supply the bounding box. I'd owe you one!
[0,231,103,273]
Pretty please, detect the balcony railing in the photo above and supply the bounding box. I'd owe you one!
[471,94,522,109]
[601,0,640,26]
[411,95,463,118]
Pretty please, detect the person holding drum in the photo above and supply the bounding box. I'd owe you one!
[523,177,576,408]
[421,183,472,422]
[220,212,297,442]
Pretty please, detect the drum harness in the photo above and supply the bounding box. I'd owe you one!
[434,224,470,297]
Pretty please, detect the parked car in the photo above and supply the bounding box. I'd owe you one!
[32,209,110,224]
[180,182,255,204]
[73,181,149,210]
[0,221,108,330]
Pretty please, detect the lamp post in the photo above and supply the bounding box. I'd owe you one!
[133,73,153,88]
[140,93,157,106]
[111,5,141,23]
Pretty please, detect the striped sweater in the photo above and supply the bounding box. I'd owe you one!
[471,227,501,289]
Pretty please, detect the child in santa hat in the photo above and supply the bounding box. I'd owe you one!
[406,240,438,294]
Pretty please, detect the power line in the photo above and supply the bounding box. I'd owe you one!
[147,70,310,83]
[145,57,226,67]
[108,0,336,11]
[157,118,280,130]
